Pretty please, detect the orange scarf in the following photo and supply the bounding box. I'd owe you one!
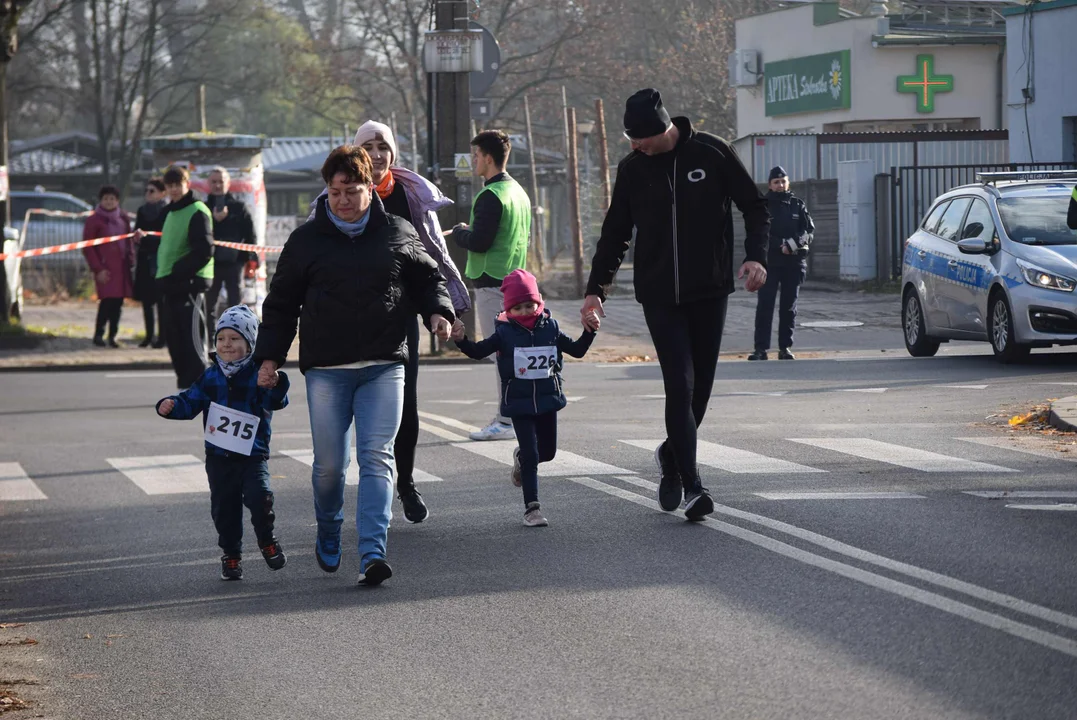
[375,170,395,200]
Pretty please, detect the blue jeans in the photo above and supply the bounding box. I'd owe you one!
[512,411,558,507]
[305,363,404,571]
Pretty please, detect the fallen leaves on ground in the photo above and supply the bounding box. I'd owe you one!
[0,690,29,713]
[0,624,25,630]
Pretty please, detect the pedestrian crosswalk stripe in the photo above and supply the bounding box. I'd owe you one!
[106,455,207,494]
[1006,503,1077,511]
[453,442,630,476]
[964,490,1077,499]
[278,449,445,485]
[728,391,787,397]
[840,388,889,394]
[417,410,480,434]
[615,475,658,491]
[279,449,359,486]
[789,438,1016,473]
[936,384,988,390]
[956,436,1077,461]
[620,439,825,474]
[0,462,47,501]
[418,421,469,442]
[756,491,925,500]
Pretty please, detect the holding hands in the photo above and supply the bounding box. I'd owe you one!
[450,319,466,342]
[257,360,280,389]
[431,314,452,342]
[582,309,601,332]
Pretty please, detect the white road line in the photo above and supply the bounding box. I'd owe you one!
[279,449,359,486]
[633,394,666,399]
[566,396,586,402]
[840,388,889,394]
[789,438,1016,473]
[615,475,658,491]
[107,455,207,494]
[1006,503,1077,511]
[422,367,477,373]
[274,431,312,440]
[413,468,444,483]
[756,491,925,500]
[567,476,1077,656]
[936,384,989,390]
[964,490,1077,499]
[621,439,825,474]
[728,391,787,397]
[104,371,177,379]
[453,442,630,476]
[429,400,481,405]
[416,410,481,434]
[0,462,47,501]
[418,422,469,442]
[957,436,1077,462]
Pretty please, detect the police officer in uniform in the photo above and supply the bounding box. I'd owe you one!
[749,166,814,361]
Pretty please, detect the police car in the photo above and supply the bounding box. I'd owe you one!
[901,170,1077,363]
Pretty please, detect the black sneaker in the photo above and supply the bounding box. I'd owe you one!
[778,348,795,360]
[220,554,243,581]
[138,337,152,348]
[655,441,682,512]
[315,536,341,573]
[260,541,287,570]
[358,558,392,586]
[684,485,715,521]
[747,349,768,361]
[92,336,106,347]
[399,488,428,523]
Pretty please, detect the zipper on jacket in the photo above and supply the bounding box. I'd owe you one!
[667,157,681,305]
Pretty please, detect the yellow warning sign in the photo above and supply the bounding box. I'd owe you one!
[454,153,472,179]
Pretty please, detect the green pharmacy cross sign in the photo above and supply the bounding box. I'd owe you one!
[897,54,953,113]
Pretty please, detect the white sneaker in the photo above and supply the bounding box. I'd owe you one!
[523,501,548,527]
[469,420,515,441]
[511,448,523,487]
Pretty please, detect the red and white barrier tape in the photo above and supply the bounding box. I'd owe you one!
[0,229,283,261]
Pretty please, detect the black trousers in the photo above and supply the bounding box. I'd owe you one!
[513,411,558,507]
[642,295,729,489]
[754,258,807,351]
[94,297,123,341]
[207,261,243,334]
[394,317,421,495]
[205,455,276,556]
[162,290,210,388]
[142,297,166,343]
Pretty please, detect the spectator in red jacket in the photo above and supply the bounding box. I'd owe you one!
[83,185,134,347]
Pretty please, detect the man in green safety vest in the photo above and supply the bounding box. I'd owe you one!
[1068,185,1077,230]
[155,164,215,388]
[450,130,532,441]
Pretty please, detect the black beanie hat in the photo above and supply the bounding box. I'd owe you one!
[623,89,673,140]
[769,166,788,181]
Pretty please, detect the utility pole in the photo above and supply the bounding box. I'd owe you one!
[567,108,585,298]
[594,99,612,212]
[523,94,544,275]
[435,0,472,275]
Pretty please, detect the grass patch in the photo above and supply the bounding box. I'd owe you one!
[0,319,56,350]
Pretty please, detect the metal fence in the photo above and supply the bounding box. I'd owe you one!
[14,211,95,298]
[886,162,1077,277]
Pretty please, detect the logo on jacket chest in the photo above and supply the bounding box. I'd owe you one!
[686,169,706,183]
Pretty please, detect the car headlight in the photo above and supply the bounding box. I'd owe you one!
[1016,259,1076,292]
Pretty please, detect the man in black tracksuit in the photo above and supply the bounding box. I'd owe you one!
[749,166,814,361]
[206,167,258,334]
[582,89,770,521]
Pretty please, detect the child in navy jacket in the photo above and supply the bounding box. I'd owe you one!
[453,270,600,526]
[156,305,290,580]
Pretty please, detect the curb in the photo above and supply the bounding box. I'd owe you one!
[0,353,482,374]
[1048,394,1077,432]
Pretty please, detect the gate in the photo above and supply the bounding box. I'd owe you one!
[886,162,1077,277]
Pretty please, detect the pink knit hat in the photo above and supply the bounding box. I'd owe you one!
[501,269,542,311]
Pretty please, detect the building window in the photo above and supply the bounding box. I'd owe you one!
[1064,117,1077,163]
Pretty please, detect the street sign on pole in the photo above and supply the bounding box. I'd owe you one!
[423,30,484,73]
[454,153,473,179]
[468,22,501,98]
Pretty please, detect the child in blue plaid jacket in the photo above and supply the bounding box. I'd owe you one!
[156,305,290,581]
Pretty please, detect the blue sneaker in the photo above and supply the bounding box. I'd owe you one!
[315,535,341,573]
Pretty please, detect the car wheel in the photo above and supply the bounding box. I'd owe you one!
[988,293,1030,364]
[903,289,940,357]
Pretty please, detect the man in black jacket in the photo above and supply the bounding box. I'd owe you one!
[206,167,258,333]
[581,89,770,521]
[749,166,814,361]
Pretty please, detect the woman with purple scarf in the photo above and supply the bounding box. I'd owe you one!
[310,121,470,524]
[83,185,134,347]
